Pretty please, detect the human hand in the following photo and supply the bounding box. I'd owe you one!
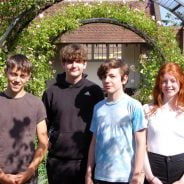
[0,174,17,184]
[85,174,94,184]
[149,176,163,184]
[130,174,143,184]
[14,168,34,184]
[172,179,184,184]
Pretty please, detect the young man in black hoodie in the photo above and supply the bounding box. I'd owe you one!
[42,44,104,184]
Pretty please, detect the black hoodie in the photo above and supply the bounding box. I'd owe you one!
[42,73,104,160]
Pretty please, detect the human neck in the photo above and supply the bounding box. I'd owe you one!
[5,88,26,99]
[162,97,177,110]
[163,95,177,106]
[65,75,82,84]
[107,90,125,102]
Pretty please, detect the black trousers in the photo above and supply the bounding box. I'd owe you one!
[144,152,184,184]
[46,157,87,184]
[95,180,128,184]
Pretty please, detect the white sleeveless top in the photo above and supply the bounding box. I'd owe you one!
[144,104,184,156]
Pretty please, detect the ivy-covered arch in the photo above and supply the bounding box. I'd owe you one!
[0,2,183,102]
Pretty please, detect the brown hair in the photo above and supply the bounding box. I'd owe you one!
[6,54,32,74]
[61,44,87,64]
[97,58,129,81]
[152,62,184,112]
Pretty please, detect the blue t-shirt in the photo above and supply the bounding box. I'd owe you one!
[90,94,146,182]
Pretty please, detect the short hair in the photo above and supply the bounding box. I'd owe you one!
[6,54,32,74]
[153,62,184,109]
[97,59,129,81]
[60,44,87,64]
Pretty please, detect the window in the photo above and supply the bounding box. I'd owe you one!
[83,43,123,62]
[109,44,122,59]
[85,44,92,60]
[94,44,107,60]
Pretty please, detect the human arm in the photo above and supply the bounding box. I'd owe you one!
[172,174,184,184]
[85,134,96,184]
[15,120,48,184]
[143,105,162,184]
[144,151,163,184]
[131,129,146,184]
[0,169,16,184]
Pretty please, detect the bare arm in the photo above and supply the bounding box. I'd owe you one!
[0,169,16,184]
[85,134,96,184]
[144,151,154,181]
[144,149,163,184]
[172,174,184,184]
[131,129,146,184]
[16,120,48,184]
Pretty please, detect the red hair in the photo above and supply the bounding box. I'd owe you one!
[152,62,184,112]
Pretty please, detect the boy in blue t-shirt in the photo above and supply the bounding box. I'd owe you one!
[85,59,146,184]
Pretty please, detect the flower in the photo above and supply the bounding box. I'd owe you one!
[39,13,44,19]
[122,0,126,4]
[84,2,89,6]
[134,8,140,12]
[149,95,153,100]
[141,54,148,59]
[151,16,156,21]
[130,65,136,72]
[157,20,162,25]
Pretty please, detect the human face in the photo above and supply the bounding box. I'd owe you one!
[6,67,30,97]
[63,60,87,84]
[161,73,180,102]
[102,68,127,100]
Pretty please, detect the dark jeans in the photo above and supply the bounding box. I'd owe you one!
[47,157,87,184]
[95,180,128,184]
[144,152,184,184]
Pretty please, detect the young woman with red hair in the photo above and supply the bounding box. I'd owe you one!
[144,62,184,184]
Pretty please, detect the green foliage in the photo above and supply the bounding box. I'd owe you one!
[38,158,48,184]
[0,50,7,90]
[135,50,163,103]
[0,2,183,99]
[0,0,57,32]
[34,137,48,184]
[0,0,34,32]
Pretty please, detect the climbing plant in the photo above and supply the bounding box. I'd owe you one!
[0,2,183,102]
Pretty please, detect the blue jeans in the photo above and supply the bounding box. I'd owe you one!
[144,152,184,184]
